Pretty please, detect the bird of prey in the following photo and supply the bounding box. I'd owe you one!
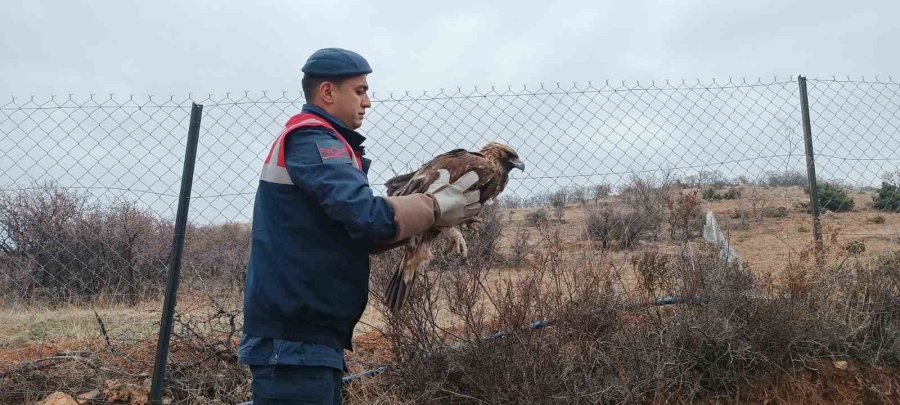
[383,142,524,311]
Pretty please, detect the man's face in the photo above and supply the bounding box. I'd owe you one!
[321,75,371,129]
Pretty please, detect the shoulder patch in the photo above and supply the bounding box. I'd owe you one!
[315,139,353,165]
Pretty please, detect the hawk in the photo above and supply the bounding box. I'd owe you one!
[383,142,524,311]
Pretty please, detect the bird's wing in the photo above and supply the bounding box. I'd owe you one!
[390,149,500,204]
[385,171,415,196]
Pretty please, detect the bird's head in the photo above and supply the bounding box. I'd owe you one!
[481,142,525,173]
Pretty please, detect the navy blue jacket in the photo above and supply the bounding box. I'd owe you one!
[242,104,397,351]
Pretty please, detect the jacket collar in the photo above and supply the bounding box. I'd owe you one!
[301,104,367,151]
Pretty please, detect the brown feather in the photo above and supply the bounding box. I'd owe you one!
[383,143,522,311]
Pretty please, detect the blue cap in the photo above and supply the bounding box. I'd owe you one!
[301,48,373,77]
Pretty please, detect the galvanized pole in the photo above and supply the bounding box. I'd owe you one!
[797,76,823,252]
[150,102,203,404]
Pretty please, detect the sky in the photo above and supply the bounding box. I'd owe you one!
[2,0,898,224]
[1,0,897,97]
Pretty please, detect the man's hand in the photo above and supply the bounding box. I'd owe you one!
[427,169,481,227]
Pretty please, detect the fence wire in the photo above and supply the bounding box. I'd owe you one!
[1,76,898,403]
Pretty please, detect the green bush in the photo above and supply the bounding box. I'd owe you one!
[816,183,855,212]
[873,182,900,212]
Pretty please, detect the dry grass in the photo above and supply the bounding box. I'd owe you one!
[0,302,161,350]
[3,184,900,403]
[348,230,899,404]
[706,185,900,273]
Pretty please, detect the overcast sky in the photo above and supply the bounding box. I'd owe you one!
[2,0,897,97]
[2,0,898,224]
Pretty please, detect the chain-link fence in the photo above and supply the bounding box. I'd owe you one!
[1,76,898,403]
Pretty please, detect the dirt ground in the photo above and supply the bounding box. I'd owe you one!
[703,186,899,272]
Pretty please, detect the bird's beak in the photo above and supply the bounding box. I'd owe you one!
[512,160,525,171]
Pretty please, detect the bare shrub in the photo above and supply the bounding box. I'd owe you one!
[0,183,171,305]
[498,195,523,209]
[619,174,670,241]
[584,204,646,250]
[666,190,704,242]
[683,170,731,189]
[549,189,567,220]
[592,183,611,202]
[5,228,899,403]
[351,230,899,404]
[740,187,770,223]
[422,203,505,279]
[525,192,550,208]
[583,204,615,249]
[525,208,550,227]
[569,185,588,206]
[0,183,257,305]
[183,222,251,292]
[632,250,672,299]
[164,292,249,403]
[507,223,533,267]
[460,203,504,264]
[766,170,807,187]
[702,186,740,201]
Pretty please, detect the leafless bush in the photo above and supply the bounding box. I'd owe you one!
[766,170,807,187]
[0,183,171,305]
[0,183,257,306]
[666,189,705,242]
[5,222,898,403]
[182,222,251,293]
[507,223,533,267]
[619,174,671,241]
[549,189,567,220]
[583,204,646,250]
[569,185,588,206]
[352,232,900,403]
[525,208,550,227]
[741,187,771,223]
[524,192,550,208]
[164,291,249,403]
[498,195,523,209]
[459,203,504,265]
[592,183,611,202]
[702,186,740,201]
[683,170,732,189]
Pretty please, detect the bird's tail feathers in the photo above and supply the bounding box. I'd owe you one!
[385,260,416,312]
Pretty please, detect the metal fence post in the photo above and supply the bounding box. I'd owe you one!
[150,102,203,404]
[797,76,823,252]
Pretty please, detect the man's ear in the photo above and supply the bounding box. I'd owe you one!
[319,82,335,105]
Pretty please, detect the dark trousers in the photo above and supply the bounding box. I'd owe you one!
[250,364,342,405]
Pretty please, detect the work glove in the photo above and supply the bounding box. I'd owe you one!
[426,169,481,227]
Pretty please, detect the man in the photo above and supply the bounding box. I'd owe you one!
[237,48,481,404]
